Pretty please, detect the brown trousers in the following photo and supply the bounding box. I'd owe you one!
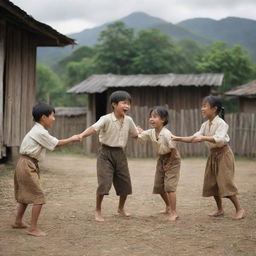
[96,144,132,196]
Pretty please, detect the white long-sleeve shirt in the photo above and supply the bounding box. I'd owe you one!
[194,115,230,149]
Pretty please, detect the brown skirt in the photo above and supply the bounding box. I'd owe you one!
[14,155,45,204]
[203,145,238,198]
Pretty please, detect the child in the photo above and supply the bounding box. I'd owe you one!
[12,103,80,237]
[137,106,181,221]
[172,96,245,220]
[78,91,138,222]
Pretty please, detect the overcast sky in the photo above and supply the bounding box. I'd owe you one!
[11,0,256,35]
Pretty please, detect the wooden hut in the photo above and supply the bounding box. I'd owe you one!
[0,0,75,160]
[68,73,224,155]
[225,80,256,113]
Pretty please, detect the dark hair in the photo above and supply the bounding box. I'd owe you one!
[149,106,169,126]
[110,90,131,104]
[32,103,55,122]
[203,96,225,120]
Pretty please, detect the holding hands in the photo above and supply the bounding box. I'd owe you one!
[137,126,144,134]
[71,134,82,142]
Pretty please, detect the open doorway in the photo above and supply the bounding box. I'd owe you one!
[95,92,107,121]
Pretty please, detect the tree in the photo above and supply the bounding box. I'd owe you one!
[196,42,253,91]
[55,45,95,76]
[95,21,135,74]
[66,57,98,87]
[36,64,63,105]
[177,39,204,73]
[130,28,187,74]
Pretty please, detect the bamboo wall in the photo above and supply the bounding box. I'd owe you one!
[50,108,256,158]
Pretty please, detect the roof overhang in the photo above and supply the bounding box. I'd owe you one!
[0,0,76,46]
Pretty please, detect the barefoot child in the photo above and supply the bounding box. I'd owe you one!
[12,103,81,236]
[172,96,245,220]
[78,91,138,222]
[137,106,181,221]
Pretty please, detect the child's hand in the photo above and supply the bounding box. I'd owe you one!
[137,126,144,134]
[71,135,82,142]
[78,134,83,141]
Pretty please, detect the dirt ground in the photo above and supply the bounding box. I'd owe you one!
[0,153,255,256]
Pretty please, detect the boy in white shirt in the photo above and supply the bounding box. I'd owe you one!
[78,91,138,222]
[12,103,80,237]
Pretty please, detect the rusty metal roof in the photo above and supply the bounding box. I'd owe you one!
[1,0,75,46]
[225,80,256,98]
[68,73,224,94]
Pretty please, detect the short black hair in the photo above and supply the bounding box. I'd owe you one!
[32,103,55,122]
[149,106,169,126]
[110,90,131,104]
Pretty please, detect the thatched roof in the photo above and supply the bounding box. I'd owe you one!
[68,73,224,94]
[225,80,256,98]
[55,107,87,117]
[1,0,75,46]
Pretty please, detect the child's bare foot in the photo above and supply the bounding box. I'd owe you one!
[167,212,179,221]
[160,206,171,214]
[95,211,104,222]
[117,208,131,217]
[12,222,28,229]
[232,208,245,220]
[208,210,224,217]
[26,228,46,237]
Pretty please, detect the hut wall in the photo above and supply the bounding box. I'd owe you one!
[105,86,211,112]
[240,98,256,113]
[3,23,36,147]
[127,107,256,158]
[49,114,87,152]
[90,105,256,158]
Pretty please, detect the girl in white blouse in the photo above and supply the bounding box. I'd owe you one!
[138,106,181,221]
[172,96,245,220]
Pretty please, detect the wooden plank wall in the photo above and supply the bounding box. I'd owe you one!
[54,108,256,158]
[127,107,256,158]
[0,21,6,156]
[3,23,36,146]
[49,115,87,151]
[106,86,211,112]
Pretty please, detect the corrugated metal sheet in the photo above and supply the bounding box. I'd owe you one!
[68,73,224,94]
[225,80,256,98]
[55,107,87,117]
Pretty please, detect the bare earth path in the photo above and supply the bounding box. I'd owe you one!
[0,154,255,256]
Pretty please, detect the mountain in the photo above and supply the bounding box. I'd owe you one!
[178,17,256,58]
[37,12,207,66]
[38,13,256,66]
[37,12,169,65]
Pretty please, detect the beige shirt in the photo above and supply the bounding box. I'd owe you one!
[20,123,59,161]
[138,127,176,155]
[194,115,230,149]
[92,113,138,148]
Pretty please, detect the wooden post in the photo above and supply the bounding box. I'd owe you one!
[0,21,6,157]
